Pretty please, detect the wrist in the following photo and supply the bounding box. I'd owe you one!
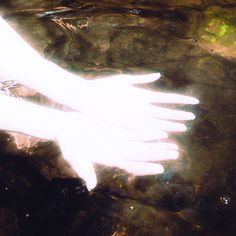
[18,59,89,109]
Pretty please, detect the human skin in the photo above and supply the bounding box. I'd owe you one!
[0,16,199,189]
[0,93,177,190]
[0,16,198,129]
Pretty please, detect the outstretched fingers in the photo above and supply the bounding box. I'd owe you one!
[91,141,180,164]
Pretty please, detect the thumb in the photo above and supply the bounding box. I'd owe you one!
[73,156,97,191]
[61,146,97,191]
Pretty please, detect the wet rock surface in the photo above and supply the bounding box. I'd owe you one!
[1,0,236,235]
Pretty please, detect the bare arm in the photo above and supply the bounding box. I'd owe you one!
[0,93,60,140]
[0,16,87,103]
[0,16,200,190]
[0,17,198,123]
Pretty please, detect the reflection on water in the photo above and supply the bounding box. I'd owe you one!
[0,0,236,235]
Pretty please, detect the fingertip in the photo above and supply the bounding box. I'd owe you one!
[86,177,97,191]
[195,98,200,104]
[189,97,200,105]
[169,143,179,150]
[157,164,165,174]
[178,95,199,105]
[143,73,161,83]
[180,124,187,132]
[187,112,196,120]
[132,73,161,84]
[61,148,97,191]
[81,166,97,191]
[146,163,164,175]
[147,72,161,81]
[172,150,179,160]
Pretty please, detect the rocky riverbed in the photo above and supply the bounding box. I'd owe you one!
[0,1,236,235]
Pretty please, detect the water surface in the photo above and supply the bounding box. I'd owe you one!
[0,1,236,235]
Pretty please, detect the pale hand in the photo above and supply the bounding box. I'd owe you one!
[56,73,199,135]
[55,112,180,190]
[0,17,198,135]
[0,17,199,190]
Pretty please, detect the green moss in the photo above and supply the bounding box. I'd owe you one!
[199,8,236,54]
[205,19,230,38]
[205,19,235,40]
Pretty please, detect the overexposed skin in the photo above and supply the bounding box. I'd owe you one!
[0,17,199,189]
[0,16,198,129]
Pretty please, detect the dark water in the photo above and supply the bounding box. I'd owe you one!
[1,0,236,235]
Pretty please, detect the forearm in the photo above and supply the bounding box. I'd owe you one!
[0,16,87,104]
[0,93,61,140]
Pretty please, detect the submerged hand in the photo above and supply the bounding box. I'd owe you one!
[0,17,198,132]
[57,73,199,134]
[56,112,180,190]
[0,17,199,191]
[0,93,180,191]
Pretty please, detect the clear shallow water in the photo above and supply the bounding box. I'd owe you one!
[0,1,236,235]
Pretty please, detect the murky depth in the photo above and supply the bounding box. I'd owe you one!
[0,1,236,235]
